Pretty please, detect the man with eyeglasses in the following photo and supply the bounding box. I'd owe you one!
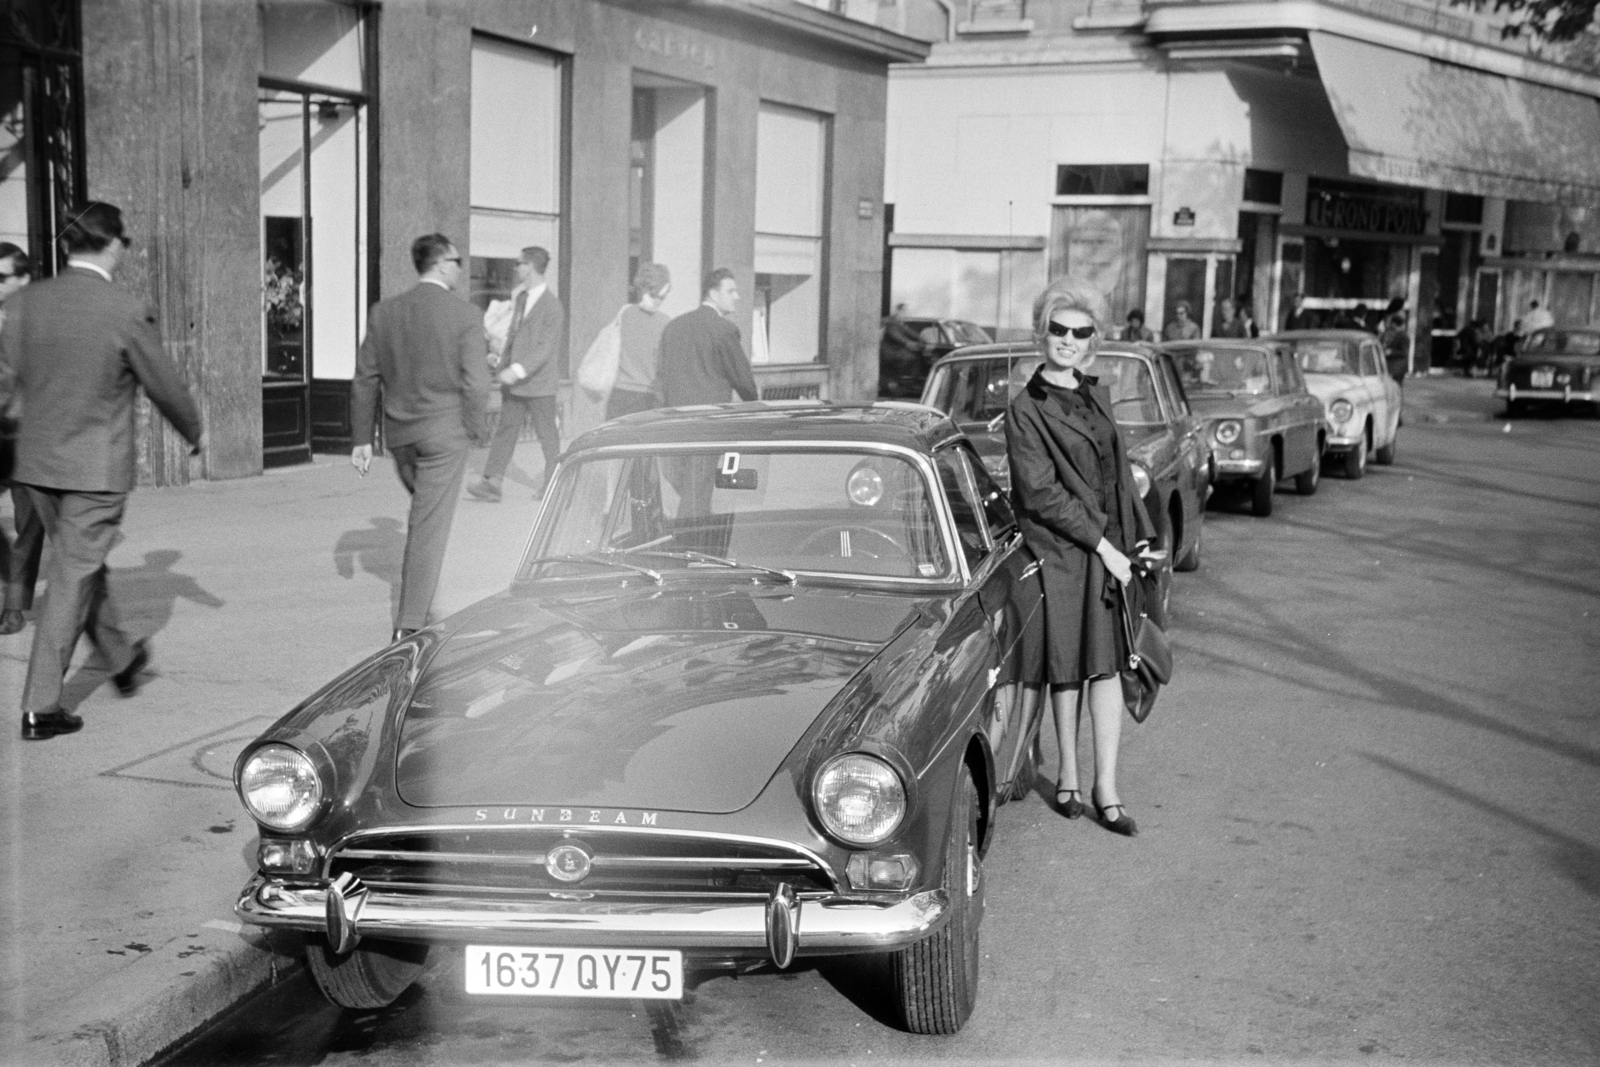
[0,202,203,740]
[350,233,491,642]
[0,241,44,636]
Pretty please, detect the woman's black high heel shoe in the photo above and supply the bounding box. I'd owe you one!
[1092,790,1138,837]
[1055,787,1087,819]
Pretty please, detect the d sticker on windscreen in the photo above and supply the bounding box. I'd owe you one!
[715,451,758,490]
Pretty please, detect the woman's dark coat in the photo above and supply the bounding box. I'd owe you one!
[1006,368,1155,684]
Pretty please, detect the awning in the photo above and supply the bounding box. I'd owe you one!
[1309,31,1600,203]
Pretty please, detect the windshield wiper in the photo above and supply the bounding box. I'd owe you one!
[627,549,797,585]
[524,553,663,584]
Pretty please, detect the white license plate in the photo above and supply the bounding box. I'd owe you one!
[1531,369,1555,388]
[465,944,683,999]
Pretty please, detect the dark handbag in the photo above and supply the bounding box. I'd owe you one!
[1116,562,1172,723]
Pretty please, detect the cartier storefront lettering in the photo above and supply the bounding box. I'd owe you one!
[634,26,714,68]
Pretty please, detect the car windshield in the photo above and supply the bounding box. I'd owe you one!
[1290,340,1358,374]
[950,322,992,345]
[1525,330,1600,355]
[925,352,1162,426]
[523,448,953,582]
[1170,346,1273,394]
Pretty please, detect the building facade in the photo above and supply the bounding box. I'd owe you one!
[1,0,925,484]
[879,0,1600,367]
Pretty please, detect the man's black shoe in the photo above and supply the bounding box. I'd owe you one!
[21,709,84,740]
[112,641,150,698]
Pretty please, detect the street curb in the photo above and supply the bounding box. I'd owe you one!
[17,924,301,1067]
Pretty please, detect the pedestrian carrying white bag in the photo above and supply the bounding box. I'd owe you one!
[576,307,626,397]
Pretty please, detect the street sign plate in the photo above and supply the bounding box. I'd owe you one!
[465,945,683,999]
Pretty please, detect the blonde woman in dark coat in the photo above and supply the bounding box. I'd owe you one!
[1006,281,1156,836]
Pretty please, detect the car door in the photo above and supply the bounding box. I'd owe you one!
[933,443,1039,796]
[1157,350,1209,521]
[1270,347,1314,476]
[1364,340,1399,444]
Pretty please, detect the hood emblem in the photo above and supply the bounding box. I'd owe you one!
[545,842,593,883]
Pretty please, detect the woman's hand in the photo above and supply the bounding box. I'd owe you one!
[1096,538,1133,585]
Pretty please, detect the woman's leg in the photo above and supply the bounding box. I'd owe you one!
[1051,684,1083,792]
[1085,676,1125,804]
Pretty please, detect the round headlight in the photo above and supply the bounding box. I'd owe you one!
[1130,462,1152,500]
[1329,399,1354,423]
[239,744,324,832]
[847,464,885,507]
[1215,420,1243,445]
[813,753,906,845]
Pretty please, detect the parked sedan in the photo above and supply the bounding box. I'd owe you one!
[1276,329,1401,478]
[920,341,1211,576]
[1497,326,1600,415]
[1160,339,1326,517]
[880,317,993,399]
[232,403,1046,1034]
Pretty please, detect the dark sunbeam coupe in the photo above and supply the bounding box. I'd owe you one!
[233,403,1048,1034]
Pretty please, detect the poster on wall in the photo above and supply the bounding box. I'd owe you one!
[1049,206,1150,327]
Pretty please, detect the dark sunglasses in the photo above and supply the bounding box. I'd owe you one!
[1046,321,1096,340]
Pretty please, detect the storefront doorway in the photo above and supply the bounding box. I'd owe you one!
[258,0,371,468]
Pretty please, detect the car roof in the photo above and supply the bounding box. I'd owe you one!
[1159,338,1283,353]
[1270,330,1375,341]
[929,339,1162,368]
[568,401,963,454]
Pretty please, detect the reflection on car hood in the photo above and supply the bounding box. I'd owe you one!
[394,586,923,814]
[1302,373,1365,402]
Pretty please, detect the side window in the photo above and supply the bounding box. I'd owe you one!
[1159,353,1191,413]
[1275,350,1303,392]
[963,443,1015,537]
[1363,343,1383,377]
[934,447,990,570]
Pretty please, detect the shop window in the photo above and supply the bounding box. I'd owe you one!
[261,0,364,92]
[630,74,706,320]
[1242,168,1282,206]
[1,1,86,273]
[754,103,828,365]
[1444,193,1484,226]
[890,247,1044,340]
[1055,165,1148,198]
[1050,205,1150,329]
[470,38,563,313]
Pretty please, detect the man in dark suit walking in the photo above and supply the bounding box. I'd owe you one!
[658,268,759,407]
[467,246,564,501]
[0,202,203,740]
[351,233,491,641]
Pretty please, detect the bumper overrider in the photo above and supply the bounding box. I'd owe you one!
[1496,383,1597,403]
[236,873,950,968]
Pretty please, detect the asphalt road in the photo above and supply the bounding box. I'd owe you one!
[160,386,1600,1067]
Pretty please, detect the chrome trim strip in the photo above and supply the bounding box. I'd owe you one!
[237,875,949,955]
[335,849,816,871]
[341,881,830,902]
[323,824,842,888]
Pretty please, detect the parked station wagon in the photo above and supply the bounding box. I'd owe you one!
[1160,339,1326,517]
[232,403,1049,1034]
[920,341,1211,576]
[1497,326,1600,415]
[1276,329,1401,478]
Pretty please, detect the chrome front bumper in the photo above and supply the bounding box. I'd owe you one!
[1214,457,1266,478]
[1323,434,1361,453]
[236,874,948,964]
[1496,384,1596,403]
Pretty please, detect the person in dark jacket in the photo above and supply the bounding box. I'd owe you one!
[0,240,43,636]
[657,268,758,407]
[1006,280,1156,836]
[0,202,203,739]
[351,233,491,640]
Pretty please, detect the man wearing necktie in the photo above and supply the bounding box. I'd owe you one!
[468,246,565,501]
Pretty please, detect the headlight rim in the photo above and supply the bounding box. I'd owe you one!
[1130,461,1152,500]
[1214,419,1243,445]
[237,742,326,834]
[811,751,909,848]
[1329,398,1355,423]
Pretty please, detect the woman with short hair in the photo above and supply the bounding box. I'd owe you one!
[606,263,673,421]
[1006,280,1157,836]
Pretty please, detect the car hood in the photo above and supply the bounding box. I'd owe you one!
[1187,393,1274,419]
[393,585,923,814]
[1514,353,1600,370]
[1302,373,1364,403]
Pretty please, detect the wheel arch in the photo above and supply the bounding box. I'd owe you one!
[963,734,994,856]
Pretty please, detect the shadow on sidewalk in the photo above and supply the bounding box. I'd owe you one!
[334,516,405,618]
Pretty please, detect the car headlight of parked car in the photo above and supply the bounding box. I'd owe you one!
[1329,399,1354,424]
[238,744,324,832]
[1131,462,1151,499]
[813,753,907,846]
[1214,420,1243,445]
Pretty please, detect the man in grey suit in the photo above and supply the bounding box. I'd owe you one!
[467,246,564,501]
[351,233,491,641]
[0,202,203,740]
[658,268,759,408]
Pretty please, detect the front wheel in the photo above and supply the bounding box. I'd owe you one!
[1374,433,1397,466]
[1294,447,1321,495]
[305,936,429,1009]
[1342,441,1367,480]
[890,764,982,1034]
[1174,512,1202,572]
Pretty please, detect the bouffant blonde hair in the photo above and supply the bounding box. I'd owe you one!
[1032,279,1111,340]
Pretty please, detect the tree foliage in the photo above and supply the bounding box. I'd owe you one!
[1452,0,1599,43]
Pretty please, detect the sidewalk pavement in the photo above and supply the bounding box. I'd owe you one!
[1,449,544,1067]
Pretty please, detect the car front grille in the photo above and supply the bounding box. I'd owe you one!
[1510,363,1586,388]
[325,829,837,900]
